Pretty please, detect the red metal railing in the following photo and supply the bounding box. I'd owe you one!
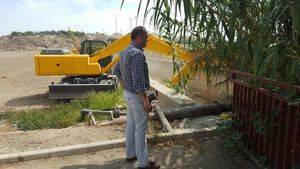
[230,70,300,169]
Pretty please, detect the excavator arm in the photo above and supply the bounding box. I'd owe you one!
[90,33,194,62]
[90,33,202,84]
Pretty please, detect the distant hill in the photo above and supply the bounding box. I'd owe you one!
[0,31,122,51]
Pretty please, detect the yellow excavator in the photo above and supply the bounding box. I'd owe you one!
[34,33,201,99]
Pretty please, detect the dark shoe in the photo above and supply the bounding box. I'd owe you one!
[126,156,137,162]
[138,161,160,169]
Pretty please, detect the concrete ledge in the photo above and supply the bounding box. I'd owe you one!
[150,78,195,108]
[0,138,126,165]
[0,128,213,165]
[148,128,213,144]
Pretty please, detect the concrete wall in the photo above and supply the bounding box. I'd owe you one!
[145,51,173,82]
[187,72,233,102]
[145,50,232,102]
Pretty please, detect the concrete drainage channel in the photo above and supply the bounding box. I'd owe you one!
[0,78,229,165]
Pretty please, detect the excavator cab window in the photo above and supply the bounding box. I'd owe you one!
[80,40,112,68]
[80,40,107,55]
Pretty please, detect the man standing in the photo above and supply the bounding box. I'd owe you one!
[113,26,160,169]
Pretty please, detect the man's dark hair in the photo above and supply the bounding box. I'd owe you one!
[131,26,147,40]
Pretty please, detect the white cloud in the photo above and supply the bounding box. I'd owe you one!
[0,0,154,36]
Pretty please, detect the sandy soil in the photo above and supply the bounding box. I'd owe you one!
[0,50,258,169]
[0,116,215,155]
[0,124,125,155]
[0,51,60,112]
[2,137,258,169]
[0,50,207,113]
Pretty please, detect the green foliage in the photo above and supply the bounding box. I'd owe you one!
[292,163,300,169]
[107,37,118,43]
[163,79,184,93]
[7,105,79,130]
[10,31,34,36]
[2,89,124,131]
[216,118,244,153]
[216,116,268,168]
[124,0,300,92]
[10,30,86,37]
[249,105,281,138]
[257,155,268,167]
[70,88,125,110]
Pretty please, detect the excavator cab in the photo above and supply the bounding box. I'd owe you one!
[80,40,106,55]
[80,40,112,68]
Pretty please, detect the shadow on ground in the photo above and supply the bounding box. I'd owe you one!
[61,159,134,169]
[5,93,55,107]
[60,138,258,169]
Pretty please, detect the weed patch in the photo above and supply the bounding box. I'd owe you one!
[1,88,124,131]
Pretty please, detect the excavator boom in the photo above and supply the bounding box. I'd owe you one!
[90,34,194,62]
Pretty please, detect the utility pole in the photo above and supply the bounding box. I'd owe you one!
[134,17,137,26]
[115,15,118,33]
[130,18,132,30]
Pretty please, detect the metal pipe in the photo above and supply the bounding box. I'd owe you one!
[81,108,127,119]
[152,101,173,132]
[81,103,229,121]
[148,92,173,132]
[149,103,230,120]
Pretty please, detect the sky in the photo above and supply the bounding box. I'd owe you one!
[0,0,153,36]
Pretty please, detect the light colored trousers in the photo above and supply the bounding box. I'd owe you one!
[124,90,149,168]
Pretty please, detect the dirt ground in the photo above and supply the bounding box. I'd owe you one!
[2,137,258,169]
[0,50,258,169]
[0,116,218,155]
[0,50,207,113]
[0,116,260,169]
[0,124,124,155]
[0,51,60,112]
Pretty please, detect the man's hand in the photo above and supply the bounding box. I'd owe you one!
[140,92,152,113]
[143,98,152,113]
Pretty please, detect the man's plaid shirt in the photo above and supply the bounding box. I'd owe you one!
[113,42,150,94]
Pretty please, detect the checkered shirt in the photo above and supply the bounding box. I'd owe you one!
[113,42,150,94]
